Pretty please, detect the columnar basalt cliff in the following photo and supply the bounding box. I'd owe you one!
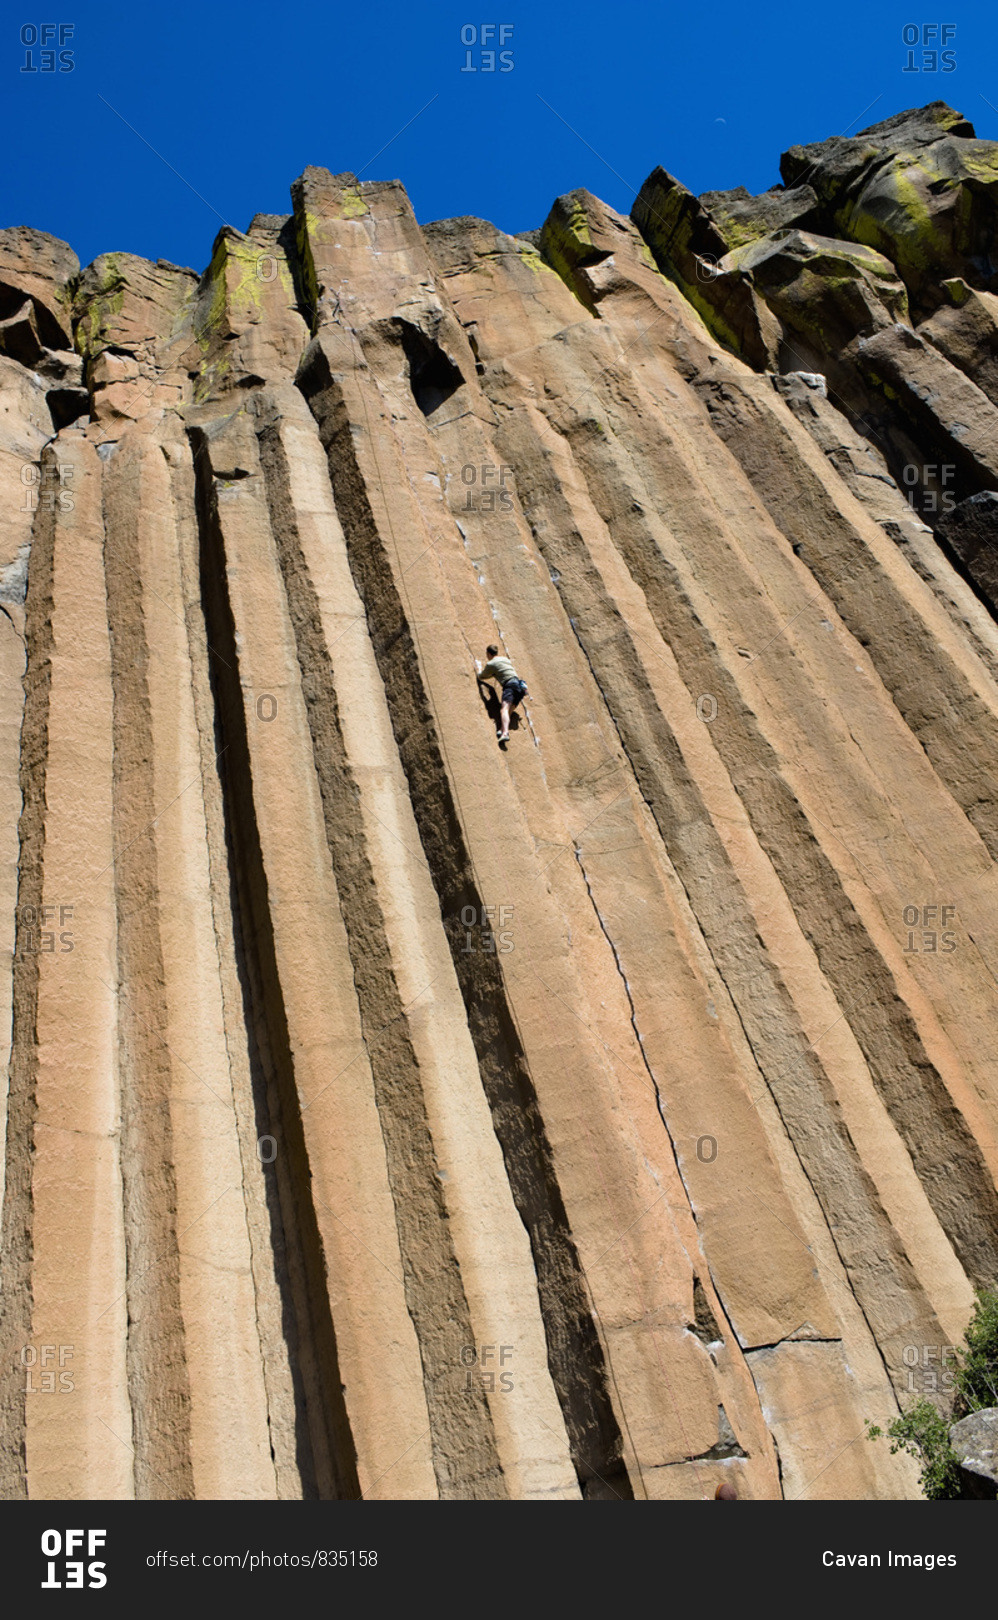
[2,101,998,1500]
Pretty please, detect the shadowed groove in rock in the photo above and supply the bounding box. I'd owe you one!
[255,409,507,1501]
[189,425,361,1501]
[103,446,195,1499]
[297,338,634,1500]
[164,434,303,1498]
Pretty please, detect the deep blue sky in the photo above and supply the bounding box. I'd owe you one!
[5,2,997,274]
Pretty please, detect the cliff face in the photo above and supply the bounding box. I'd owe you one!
[2,100,998,1501]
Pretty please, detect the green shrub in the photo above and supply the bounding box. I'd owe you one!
[953,1286,998,1417]
[866,1400,962,1499]
[866,1286,998,1500]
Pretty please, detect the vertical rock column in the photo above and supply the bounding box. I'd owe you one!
[101,424,278,1498]
[0,359,51,1211]
[189,405,444,1499]
[1,431,130,1497]
[253,381,580,1499]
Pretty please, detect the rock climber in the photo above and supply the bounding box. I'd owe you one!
[475,644,528,743]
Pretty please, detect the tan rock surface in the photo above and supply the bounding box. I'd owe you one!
[919,284,998,407]
[2,105,998,1500]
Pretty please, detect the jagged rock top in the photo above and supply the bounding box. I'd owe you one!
[697,183,820,251]
[0,225,79,288]
[780,99,977,190]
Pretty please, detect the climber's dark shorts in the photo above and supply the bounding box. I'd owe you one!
[502,679,528,709]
